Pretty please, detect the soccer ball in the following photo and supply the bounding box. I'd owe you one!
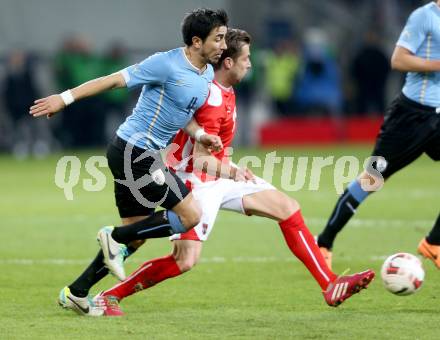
[381,253,424,296]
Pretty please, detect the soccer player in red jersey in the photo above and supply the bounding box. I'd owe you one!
[96,29,375,316]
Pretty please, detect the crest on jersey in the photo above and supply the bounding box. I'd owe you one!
[202,223,209,234]
[375,158,388,173]
[134,283,144,292]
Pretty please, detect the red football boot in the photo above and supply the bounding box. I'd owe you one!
[95,294,124,316]
[323,270,375,307]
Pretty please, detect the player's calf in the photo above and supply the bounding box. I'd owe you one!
[172,240,202,272]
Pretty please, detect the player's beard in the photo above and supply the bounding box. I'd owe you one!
[202,48,222,65]
[208,55,221,64]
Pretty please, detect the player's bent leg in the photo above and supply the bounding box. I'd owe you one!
[172,240,203,272]
[317,170,378,267]
[243,191,338,290]
[96,183,218,315]
[101,241,201,301]
[122,215,151,225]
[100,167,196,251]
[99,255,182,313]
[61,214,151,315]
[108,192,201,245]
[171,192,202,231]
[242,189,375,306]
[121,216,147,256]
[97,193,201,280]
[241,189,299,221]
[98,241,201,316]
[89,217,149,317]
[121,215,148,250]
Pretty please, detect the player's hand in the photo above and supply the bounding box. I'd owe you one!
[29,94,65,118]
[199,133,223,152]
[244,167,256,183]
[231,167,255,183]
[232,167,246,182]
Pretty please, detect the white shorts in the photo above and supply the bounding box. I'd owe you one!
[170,173,275,242]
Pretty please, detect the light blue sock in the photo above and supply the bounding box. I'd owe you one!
[166,210,187,233]
[347,180,369,203]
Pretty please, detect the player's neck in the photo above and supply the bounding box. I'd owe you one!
[184,47,207,72]
[215,72,234,88]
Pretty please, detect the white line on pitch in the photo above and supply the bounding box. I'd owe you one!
[0,255,392,266]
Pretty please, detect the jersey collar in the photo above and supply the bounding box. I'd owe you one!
[181,47,208,75]
[214,80,234,93]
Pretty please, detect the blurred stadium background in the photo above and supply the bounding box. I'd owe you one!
[0,0,424,155]
[1,1,439,339]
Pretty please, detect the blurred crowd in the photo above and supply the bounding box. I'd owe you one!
[0,35,133,157]
[239,26,391,117]
[0,27,392,155]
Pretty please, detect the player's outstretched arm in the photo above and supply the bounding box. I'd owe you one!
[29,72,126,118]
[183,118,223,152]
[192,142,254,182]
[391,46,440,72]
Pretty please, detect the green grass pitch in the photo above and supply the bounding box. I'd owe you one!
[1,146,438,339]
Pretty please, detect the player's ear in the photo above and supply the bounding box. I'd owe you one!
[224,57,233,70]
[192,36,203,49]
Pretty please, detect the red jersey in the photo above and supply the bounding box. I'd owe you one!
[168,80,237,182]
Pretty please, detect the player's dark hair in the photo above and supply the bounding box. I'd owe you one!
[181,8,229,46]
[214,28,251,70]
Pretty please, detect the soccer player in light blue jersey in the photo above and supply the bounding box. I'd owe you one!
[30,8,228,316]
[317,1,440,270]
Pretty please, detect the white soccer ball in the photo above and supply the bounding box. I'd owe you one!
[381,253,425,296]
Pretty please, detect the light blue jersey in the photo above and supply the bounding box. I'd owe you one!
[397,2,440,107]
[117,48,213,150]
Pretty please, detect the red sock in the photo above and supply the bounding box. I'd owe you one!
[279,210,337,290]
[103,255,182,300]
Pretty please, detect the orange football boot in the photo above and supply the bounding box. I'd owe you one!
[417,238,440,269]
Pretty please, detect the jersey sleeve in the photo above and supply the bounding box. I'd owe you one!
[120,52,170,89]
[396,8,429,53]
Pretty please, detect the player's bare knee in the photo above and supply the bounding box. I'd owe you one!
[180,205,201,229]
[176,258,197,272]
[286,197,300,214]
[278,193,300,218]
[174,251,199,272]
[174,195,202,230]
